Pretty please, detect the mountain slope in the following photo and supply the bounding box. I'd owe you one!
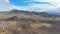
[0,10,60,34]
[0,16,60,34]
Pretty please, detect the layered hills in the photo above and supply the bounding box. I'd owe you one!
[0,10,60,34]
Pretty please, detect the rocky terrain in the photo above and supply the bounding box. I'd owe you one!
[0,10,60,34]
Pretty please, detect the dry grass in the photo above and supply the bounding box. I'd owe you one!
[0,13,60,34]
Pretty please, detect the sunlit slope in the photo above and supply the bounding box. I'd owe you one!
[0,11,60,34]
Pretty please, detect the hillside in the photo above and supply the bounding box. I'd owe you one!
[0,10,60,34]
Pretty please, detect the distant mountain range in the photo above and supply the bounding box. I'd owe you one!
[10,9,60,15]
[9,9,60,17]
[0,9,60,17]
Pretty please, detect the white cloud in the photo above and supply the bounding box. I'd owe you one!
[33,0,60,7]
[11,0,60,12]
[11,4,55,12]
[0,0,12,11]
[4,0,10,3]
[0,0,60,12]
[33,0,60,2]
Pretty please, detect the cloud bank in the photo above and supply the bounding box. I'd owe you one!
[0,0,60,12]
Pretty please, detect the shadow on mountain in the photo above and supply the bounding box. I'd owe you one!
[0,16,60,34]
[0,9,60,34]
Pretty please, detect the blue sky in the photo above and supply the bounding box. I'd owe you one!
[0,0,60,12]
[9,0,51,6]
